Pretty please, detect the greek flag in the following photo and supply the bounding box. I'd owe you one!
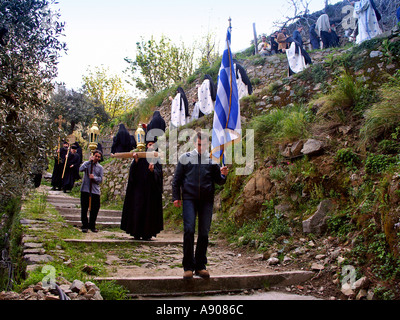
[211,26,241,164]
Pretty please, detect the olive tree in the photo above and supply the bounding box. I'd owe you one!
[0,0,66,201]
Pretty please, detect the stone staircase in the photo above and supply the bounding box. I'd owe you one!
[44,188,315,298]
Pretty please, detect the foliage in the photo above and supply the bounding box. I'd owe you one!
[364,153,395,174]
[125,35,195,94]
[0,197,21,291]
[335,148,360,170]
[269,166,287,181]
[47,86,110,136]
[82,66,137,120]
[186,56,222,85]
[97,280,130,300]
[360,72,400,145]
[196,30,220,70]
[315,72,378,122]
[327,209,355,239]
[225,200,290,250]
[0,0,66,202]
[251,104,311,155]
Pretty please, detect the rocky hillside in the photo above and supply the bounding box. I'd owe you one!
[100,28,400,299]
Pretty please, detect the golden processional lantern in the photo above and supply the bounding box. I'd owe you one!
[88,119,100,153]
[135,124,146,152]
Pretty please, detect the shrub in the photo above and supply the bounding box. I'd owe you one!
[251,104,311,155]
[360,86,400,145]
[315,72,378,122]
[365,153,395,174]
[335,148,360,169]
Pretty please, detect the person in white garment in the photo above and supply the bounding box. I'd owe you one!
[233,60,253,101]
[285,37,313,76]
[169,87,189,129]
[351,0,382,44]
[315,13,332,49]
[191,75,216,121]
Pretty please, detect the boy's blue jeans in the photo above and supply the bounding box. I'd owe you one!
[182,199,213,271]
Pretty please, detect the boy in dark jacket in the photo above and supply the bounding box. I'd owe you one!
[172,132,228,279]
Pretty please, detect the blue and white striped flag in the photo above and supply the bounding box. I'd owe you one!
[211,26,241,164]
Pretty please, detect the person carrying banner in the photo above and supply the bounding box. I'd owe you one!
[172,131,228,279]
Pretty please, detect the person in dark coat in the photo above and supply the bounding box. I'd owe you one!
[51,140,69,190]
[292,26,304,48]
[147,110,166,133]
[120,139,163,240]
[270,31,279,55]
[62,144,81,193]
[309,24,320,50]
[172,132,228,280]
[72,142,83,165]
[111,123,132,154]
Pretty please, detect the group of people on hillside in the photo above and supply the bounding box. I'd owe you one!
[51,139,104,233]
[53,0,396,281]
[51,140,83,193]
[259,0,384,57]
[170,64,252,129]
[109,111,224,280]
[258,0,387,76]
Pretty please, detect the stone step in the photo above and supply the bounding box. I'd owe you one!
[64,220,120,228]
[56,207,122,217]
[64,238,185,246]
[47,195,81,203]
[95,271,314,296]
[62,215,121,223]
[48,202,80,209]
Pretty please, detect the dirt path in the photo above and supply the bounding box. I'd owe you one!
[43,185,347,299]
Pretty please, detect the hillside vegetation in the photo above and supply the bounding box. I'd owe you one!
[131,31,400,299]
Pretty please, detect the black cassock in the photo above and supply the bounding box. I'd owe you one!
[62,152,81,191]
[120,158,163,239]
[51,147,68,189]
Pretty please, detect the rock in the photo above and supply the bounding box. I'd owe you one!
[370,50,383,58]
[367,289,375,300]
[353,276,369,290]
[0,291,20,300]
[311,263,325,271]
[92,291,103,300]
[337,256,345,264]
[85,281,100,292]
[70,280,85,293]
[341,283,355,297]
[283,255,293,264]
[302,200,334,234]
[24,254,53,265]
[266,257,280,265]
[338,125,351,135]
[82,264,94,274]
[290,141,304,157]
[79,286,87,295]
[301,139,324,156]
[356,289,368,300]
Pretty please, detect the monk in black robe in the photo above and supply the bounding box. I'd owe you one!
[120,141,163,240]
[51,141,69,190]
[62,145,81,192]
[111,123,132,154]
[147,110,166,133]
